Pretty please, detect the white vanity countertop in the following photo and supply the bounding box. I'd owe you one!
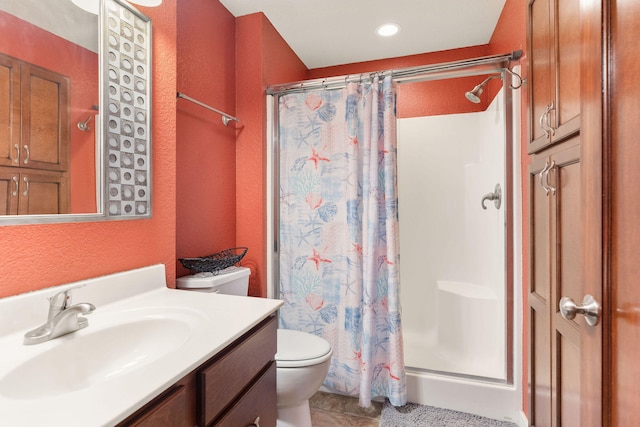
[0,264,283,427]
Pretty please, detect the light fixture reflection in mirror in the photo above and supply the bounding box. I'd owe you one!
[72,0,163,15]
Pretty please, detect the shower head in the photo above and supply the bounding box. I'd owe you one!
[465,74,501,104]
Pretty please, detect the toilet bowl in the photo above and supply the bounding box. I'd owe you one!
[176,267,333,427]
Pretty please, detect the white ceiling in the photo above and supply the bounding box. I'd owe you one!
[219,0,507,69]
[0,0,98,52]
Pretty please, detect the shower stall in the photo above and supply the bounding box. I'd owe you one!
[267,56,524,424]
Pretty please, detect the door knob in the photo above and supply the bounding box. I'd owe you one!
[559,295,600,326]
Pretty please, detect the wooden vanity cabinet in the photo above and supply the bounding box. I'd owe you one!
[118,316,277,427]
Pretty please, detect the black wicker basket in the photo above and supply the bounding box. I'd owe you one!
[178,247,248,274]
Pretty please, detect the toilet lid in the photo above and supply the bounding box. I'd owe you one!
[275,329,332,368]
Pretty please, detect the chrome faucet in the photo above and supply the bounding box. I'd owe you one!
[23,288,96,345]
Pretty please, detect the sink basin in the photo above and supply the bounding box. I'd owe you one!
[0,308,200,400]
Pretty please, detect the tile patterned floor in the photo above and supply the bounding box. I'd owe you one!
[309,391,382,426]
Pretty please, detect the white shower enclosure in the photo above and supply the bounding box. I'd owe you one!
[398,89,507,380]
[395,80,524,424]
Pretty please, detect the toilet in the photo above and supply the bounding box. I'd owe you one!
[176,266,333,427]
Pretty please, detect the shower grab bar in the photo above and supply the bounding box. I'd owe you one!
[176,92,239,126]
[481,183,502,210]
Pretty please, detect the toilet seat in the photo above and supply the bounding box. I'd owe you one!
[276,329,332,368]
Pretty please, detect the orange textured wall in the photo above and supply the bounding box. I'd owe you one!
[0,11,98,213]
[175,0,237,277]
[0,2,177,298]
[235,13,307,297]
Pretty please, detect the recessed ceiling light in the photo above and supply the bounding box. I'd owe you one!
[376,23,401,37]
[71,0,163,15]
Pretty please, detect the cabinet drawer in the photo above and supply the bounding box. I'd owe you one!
[199,316,277,426]
[215,362,277,427]
[124,385,190,427]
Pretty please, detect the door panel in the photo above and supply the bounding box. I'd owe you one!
[558,331,580,426]
[21,64,69,171]
[551,142,581,427]
[554,0,581,133]
[0,55,20,167]
[529,0,553,145]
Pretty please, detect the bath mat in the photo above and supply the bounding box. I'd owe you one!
[380,401,518,427]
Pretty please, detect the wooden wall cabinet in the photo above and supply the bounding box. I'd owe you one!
[0,168,69,215]
[529,141,583,426]
[527,0,581,153]
[118,316,277,427]
[0,54,69,171]
[0,53,70,215]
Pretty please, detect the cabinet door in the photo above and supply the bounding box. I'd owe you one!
[528,0,581,153]
[529,140,584,427]
[528,0,553,148]
[18,170,69,215]
[0,169,19,215]
[528,154,553,427]
[551,0,581,141]
[0,55,21,168]
[549,143,582,427]
[21,64,70,171]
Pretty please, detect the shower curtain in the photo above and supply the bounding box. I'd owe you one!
[278,76,406,407]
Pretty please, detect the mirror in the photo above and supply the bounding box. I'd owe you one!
[0,0,152,224]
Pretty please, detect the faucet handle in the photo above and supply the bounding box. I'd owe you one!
[48,289,71,310]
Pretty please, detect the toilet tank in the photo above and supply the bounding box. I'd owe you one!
[176,266,250,296]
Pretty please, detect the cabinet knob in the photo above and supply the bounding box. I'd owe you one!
[13,144,19,164]
[23,145,30,164]
[249,416,260,427]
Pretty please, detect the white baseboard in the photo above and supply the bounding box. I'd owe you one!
[518,410,528,427]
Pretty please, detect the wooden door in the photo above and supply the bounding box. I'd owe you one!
[609,0,640,425]
[0,54,20,168]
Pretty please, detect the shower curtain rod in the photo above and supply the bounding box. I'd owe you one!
[266,50,522,95]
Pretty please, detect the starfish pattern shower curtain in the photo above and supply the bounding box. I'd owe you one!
[278,76,406,407]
